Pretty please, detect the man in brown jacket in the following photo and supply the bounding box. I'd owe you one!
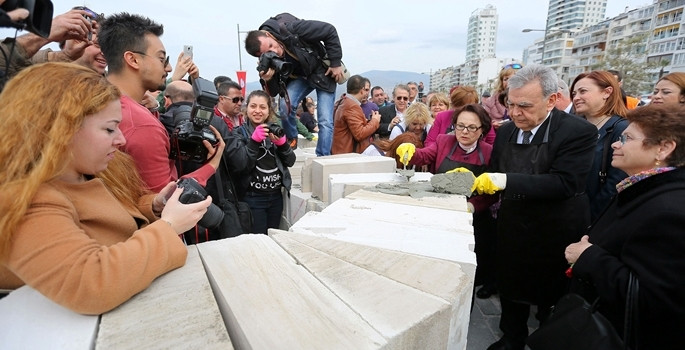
[331,75,380,154]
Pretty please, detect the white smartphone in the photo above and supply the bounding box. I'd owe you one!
[183,45,193,59]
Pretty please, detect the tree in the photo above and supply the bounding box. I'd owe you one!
[591,33,661,96]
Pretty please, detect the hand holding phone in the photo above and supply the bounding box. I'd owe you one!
[183,45,193,59]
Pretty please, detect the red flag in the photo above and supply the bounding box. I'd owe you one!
[236,71,247,97]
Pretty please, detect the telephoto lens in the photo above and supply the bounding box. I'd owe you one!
[176,178,224,229]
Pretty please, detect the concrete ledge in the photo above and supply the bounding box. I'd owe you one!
[346,188,470,212]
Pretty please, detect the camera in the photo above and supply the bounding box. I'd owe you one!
[0,0,53,38]
[170,77,220,163]
[257,51,292,97]
[177,178,224,229]
[267,123,285,138]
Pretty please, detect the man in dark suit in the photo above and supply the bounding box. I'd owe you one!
[471,64,597,350]
[377,84,410,139]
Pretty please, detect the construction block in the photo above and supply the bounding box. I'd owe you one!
[328,172,434,203]
[311,156,396,203]
[346,188,470,212]
[270,230,469,349]
[0,286,99,349]
[301,152,362,193]
[96,245,232,349]
[196,235,388,349]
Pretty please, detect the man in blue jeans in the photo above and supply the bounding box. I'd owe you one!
[244,13,345,156]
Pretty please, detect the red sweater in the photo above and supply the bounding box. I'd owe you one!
[119,95,214,192]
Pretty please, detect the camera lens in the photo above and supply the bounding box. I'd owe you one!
[268,123,285,138]
[198,204,224,229]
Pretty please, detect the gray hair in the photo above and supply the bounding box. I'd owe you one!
[508,64,559,99]
[393,84,410,97]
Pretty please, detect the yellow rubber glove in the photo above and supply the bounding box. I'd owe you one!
[396,143,416,167]
[447,167,474,175]
[471,173,507,195]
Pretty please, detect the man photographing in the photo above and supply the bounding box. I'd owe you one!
[245,13,345,156]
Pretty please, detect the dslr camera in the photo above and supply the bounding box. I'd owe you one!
[170,77,220,163]
[0,0,53,38]
[267,123,285,138]
[257,51,293,97]
[176,178,224,229]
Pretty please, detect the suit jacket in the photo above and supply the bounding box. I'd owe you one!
[332,96,380,154]
[377,104,397,138]
[573,168,685,349]
[489,108,597,304]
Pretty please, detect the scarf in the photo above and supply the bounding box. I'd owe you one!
[616,166,677,193]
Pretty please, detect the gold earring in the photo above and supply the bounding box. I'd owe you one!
[656,159,661,167]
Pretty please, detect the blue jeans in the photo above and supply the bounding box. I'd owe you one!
[243,191,283,234]
[279,78,334,156]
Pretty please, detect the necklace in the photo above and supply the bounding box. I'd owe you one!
[592,115,610,128]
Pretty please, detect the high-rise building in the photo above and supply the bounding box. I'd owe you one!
[465,5,498,62]
[547,0,608,32]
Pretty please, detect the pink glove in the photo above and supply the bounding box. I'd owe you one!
[273,135,287,146]
[251,125,267,143]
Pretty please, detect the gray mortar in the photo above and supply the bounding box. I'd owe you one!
[430,172,475,196]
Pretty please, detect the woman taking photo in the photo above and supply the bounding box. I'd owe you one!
[570,70,629,221]
[0,63,214,314]
[226,90,296,234]
[565,104,685,349]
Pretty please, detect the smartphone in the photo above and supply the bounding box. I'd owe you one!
[183,45,193,59]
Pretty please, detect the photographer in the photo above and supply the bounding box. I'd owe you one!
[1,7,96,91]
[99,13,224,193]
[244,13,345,156]
[225,90,295,234]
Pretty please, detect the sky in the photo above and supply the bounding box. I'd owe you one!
[2,0,652,83]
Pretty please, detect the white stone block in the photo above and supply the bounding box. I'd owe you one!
[346,188,470,212]
[96,245,232,349]
[311,156,396,203]
[197,235,388,350]
[300,152,362,193]
[270,230,465,349]
[286,187,327,225]
[0,286,98,349]
[290,211,476,268]
[328,172,434,204]
[323,197,474,232]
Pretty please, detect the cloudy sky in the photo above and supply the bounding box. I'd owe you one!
[3,0,651,82]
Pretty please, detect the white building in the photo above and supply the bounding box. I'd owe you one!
[465,5,498,62]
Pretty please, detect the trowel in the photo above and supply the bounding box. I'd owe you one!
[397,153,415,182]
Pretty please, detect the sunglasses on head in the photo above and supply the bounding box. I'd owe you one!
[396,96,409,101]
[502,63,522,70]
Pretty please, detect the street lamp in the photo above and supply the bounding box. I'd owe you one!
[236,24,251,71]
[522,28,572,65]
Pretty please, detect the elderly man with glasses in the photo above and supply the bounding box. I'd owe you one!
[377,84,411,139]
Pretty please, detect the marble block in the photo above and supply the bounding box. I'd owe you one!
[311,156,396,203]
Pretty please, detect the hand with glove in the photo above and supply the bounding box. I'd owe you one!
[251,124,268,143]
[471,172,507,195]
[396,143,416,167]
[446,167,476,178]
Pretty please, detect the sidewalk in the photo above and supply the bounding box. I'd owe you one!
[467,292,539,350]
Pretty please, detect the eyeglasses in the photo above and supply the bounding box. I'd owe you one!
[222,96,244,103]
[618,134,648,145]
[130,51,170,67]
[502,63,523,70]
[455,124,482,133]
[396,96,409,101]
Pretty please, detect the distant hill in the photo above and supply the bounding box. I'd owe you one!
[245,70,429,100]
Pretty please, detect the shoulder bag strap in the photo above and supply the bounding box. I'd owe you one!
[600,118,622,184]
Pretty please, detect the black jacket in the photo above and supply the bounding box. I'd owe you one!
[377,104,397,138]
[224,122,296,199]
[259,13,342,93]
[572,168,685,349]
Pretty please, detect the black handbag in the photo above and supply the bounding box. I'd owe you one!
[526,273,639,350]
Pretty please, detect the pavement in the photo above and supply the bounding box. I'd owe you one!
[466,290,539,350]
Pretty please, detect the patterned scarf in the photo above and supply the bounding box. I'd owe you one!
[616,166,677,193]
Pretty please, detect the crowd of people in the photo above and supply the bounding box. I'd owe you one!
[1,7,685,350]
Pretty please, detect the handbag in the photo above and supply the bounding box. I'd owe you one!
[526,273,639,350]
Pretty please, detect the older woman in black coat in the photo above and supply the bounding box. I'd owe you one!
[565,104,685,349]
